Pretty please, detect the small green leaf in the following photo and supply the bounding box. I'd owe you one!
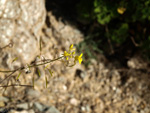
[45,76,48,88]
[16,72,22,80]
[12,57,18,63]
[37,69,41,77]
[48,69,53,76]
[27,64,30,70]
[44,65,49,70]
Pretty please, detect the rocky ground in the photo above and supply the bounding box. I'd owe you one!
[0,9,150,113]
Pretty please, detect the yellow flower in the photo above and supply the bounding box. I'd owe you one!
[72,51,75,55]
[64,51,71,56]
[69,44,75,51]
[117,7,126,14]
[64,51,71,60]
[62,44,83,66]
[66,57,69,60]
[74,53,83,64]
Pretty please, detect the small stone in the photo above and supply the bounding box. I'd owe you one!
[81,106,86,111]
[0,108,5,112]
[62,85,67,91]
[16,103,28,110]
[85,105,90,112]
[34,102,44,112]
[127,57,147,69]
[140,110,145,113]
[112,86,116,90]
[9,110,35,113]
[0,96,9,102]
[90,59,97,65]
[28,109,35,113]
[20,0,28,3]
[29,102,33,108]
[70,98,79,106]
[45,106,60,113]
[0,101,5,107]
[26,89,40,98]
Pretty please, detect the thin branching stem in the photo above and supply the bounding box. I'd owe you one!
[0,84,33,87]
[0,56,64,84]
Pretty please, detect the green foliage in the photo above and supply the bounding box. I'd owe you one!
[76,0,150,58]
[76,34,102,66]
[16,72,22,80]
[110,23,129,44]
[93,0,118,25]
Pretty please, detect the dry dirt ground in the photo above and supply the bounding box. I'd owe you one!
[0,12,150,113]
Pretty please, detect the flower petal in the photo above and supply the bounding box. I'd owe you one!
[78,57,82,64]
[69,44,73,49]
[79,53,83,57]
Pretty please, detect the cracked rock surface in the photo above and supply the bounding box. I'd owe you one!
[0,0,46,69]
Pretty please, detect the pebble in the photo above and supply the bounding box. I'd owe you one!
[81,106,86,111]
[26,89,40,98]
[45,106,60,113]
[34,102,44,112]
[70,98,79,106]
[9,110,35,113]
[62,85,67,91]
[0,108,5,112]
[0,101,5,107]
[0,96,9,102]
[16,103,28,110]
[85,105,90,112]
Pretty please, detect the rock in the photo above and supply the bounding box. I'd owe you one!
[81,105,91,112]
[0,108,10,113]
[0,0,46,70]
[45,106,60,113]
[33,102,44,112]
[0,108,4,112]
[0,101,5,107]
[70,98,79,106]
[85,105,90,112]
[9,109,35,113]
[0,96,9,102]
[28,110,35,113]
[127,57,148,69]
[81,106,86,111]
[16,103,28,110]
[26,89,40,98]
[47,12,83,49]
[62,85,67,91]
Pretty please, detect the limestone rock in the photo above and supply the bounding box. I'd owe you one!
[0,0,46,69]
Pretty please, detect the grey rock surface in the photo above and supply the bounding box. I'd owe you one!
[26,89,40,98]
[46,106,60,113]
[0,0,46,69]
[0,96,9,102]
[33,102,44,112]
[16,103,28,110]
